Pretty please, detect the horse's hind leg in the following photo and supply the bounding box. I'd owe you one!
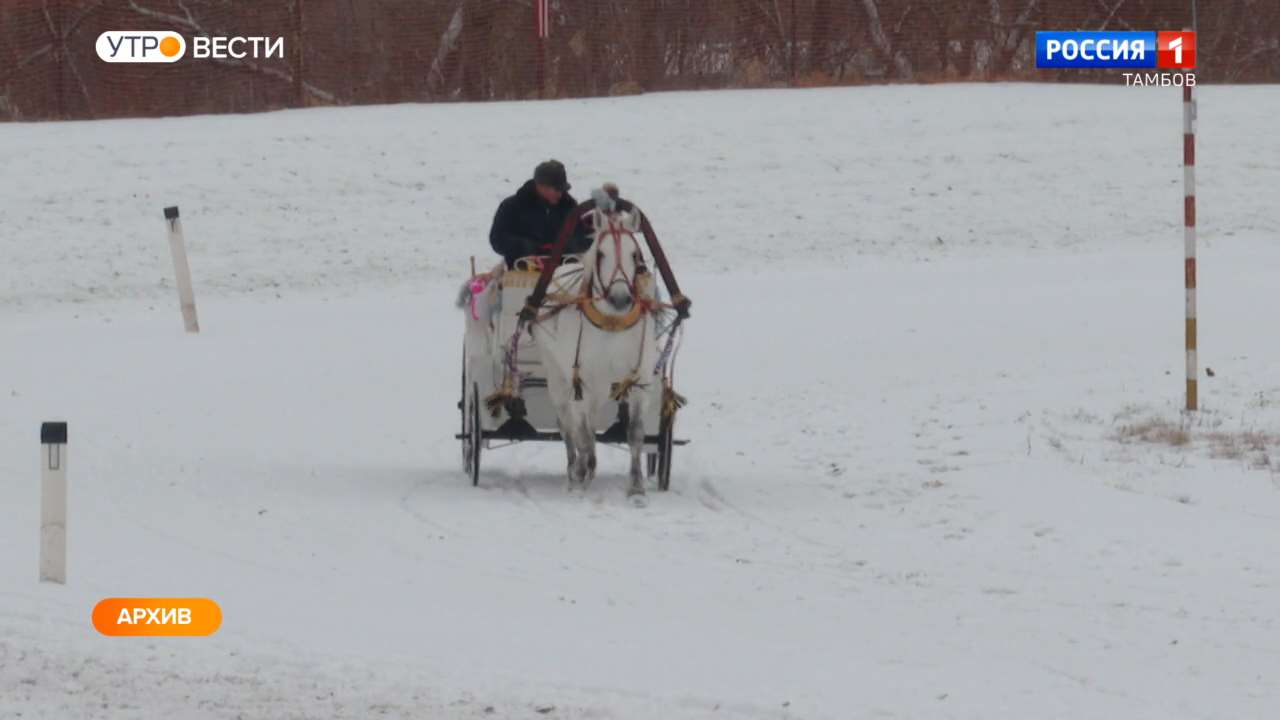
[626,398,646,499]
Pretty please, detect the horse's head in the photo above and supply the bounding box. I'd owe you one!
[587,204,648,313]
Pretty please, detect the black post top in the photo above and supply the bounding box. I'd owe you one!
[41,422,67,444]
[163,206,180,220]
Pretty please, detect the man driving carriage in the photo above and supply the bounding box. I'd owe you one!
[489,160,593,269]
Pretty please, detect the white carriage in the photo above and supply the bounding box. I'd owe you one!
[458,254,684,490]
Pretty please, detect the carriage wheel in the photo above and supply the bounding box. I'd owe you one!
[460,346,470,473]
[464,383,482,486]
[656,413,675,491]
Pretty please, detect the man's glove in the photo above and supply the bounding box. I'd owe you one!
[517,236,541,259]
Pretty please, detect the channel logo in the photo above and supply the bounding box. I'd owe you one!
[96,31,186,63]
[1158,32,1196,69]
[1036,31,1195,69]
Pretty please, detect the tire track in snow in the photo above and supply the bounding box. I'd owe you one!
[695,477,849,555]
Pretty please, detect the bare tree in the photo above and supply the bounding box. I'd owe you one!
[428,2,465,99]
[126,0,335,103]
[986,0,1038,75]
[859,0,911,79]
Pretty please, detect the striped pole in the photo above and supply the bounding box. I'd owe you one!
[534,0,548,97]
[1183,81,1197,411]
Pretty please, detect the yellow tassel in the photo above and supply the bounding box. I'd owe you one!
[610,374,642,402]
[484,389,514,419]
[662,385,687,419]
[484,377,518,419]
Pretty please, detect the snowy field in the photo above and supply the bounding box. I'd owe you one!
[2,84,1280,718]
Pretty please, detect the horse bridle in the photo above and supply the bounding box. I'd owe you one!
[591,215,648,303]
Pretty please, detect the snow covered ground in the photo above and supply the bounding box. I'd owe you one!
[2,84,1279,718]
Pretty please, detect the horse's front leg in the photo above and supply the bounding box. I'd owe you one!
[626,397,646,501]
[556,414,577,487]
[576,413,597,490]
[560,405,595,491]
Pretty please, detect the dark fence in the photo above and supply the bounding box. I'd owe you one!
[1,0,1277,121]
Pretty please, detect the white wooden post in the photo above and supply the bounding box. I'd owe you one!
[40,422,67,584]
[164,206,200,333]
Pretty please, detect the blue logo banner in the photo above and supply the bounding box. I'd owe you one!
[1036,31,1157,68]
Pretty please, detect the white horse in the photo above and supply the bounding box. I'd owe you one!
[531,197,660,501]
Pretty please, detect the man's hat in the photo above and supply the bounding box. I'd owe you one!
[533,159,570,192]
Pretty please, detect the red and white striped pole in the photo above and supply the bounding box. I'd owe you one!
[533,0,549,97]
[1183,81,1197,411]
[534,0,549,39]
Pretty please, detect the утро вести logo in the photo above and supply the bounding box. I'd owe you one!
[95,31,283,63]
[96,31,186,63]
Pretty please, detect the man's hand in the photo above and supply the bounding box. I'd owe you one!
[516,236,542,259]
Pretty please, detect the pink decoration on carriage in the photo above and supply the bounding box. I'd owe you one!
[469,275,490,321]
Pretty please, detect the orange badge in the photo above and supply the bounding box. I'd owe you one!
[92,598,222,637]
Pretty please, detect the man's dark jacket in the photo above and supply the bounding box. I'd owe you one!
[489,180,592,268]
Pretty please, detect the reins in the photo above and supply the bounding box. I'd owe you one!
[521,195,689,326]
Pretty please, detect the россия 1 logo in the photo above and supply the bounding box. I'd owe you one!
[1036,31,1195,86]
